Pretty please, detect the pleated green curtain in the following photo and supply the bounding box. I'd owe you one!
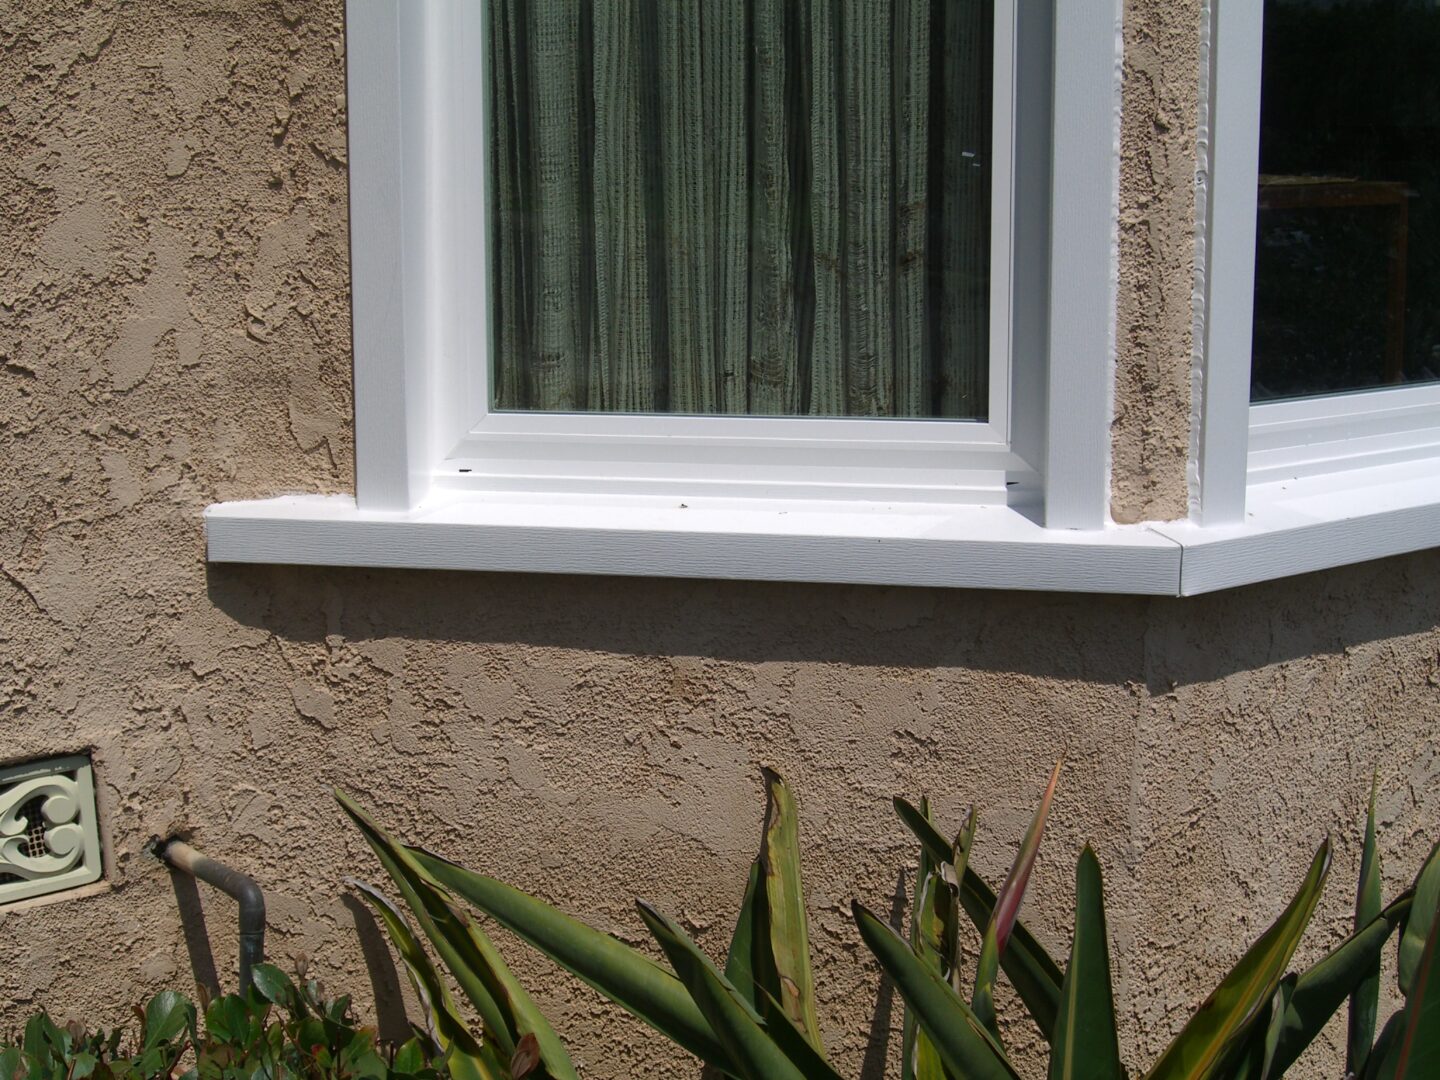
[489,0,993,419]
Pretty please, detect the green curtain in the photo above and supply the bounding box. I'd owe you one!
[489,0,993,419]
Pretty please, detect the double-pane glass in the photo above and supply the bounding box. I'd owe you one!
[1252,0,1440,402]
[487,0,994,420]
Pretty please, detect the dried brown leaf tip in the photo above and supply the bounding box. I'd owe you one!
[510,1033,541,1079]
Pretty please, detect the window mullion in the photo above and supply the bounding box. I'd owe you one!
[1042,0,1123,530]
[1196,0,1262,526]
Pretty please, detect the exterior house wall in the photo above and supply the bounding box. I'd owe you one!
[1,2,1437,1077]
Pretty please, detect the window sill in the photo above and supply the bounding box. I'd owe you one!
[205,458,1440,595]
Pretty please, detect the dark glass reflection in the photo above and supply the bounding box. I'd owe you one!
[1252,0,1440,401]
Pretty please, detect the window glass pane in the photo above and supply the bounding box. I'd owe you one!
[488,0,993,419]
[1252,0,1440,403]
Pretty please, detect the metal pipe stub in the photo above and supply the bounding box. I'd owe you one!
[155,839,266,993]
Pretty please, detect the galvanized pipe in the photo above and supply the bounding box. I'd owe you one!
[155,839,265,993]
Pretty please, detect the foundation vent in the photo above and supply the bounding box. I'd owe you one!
[0,754,103,904]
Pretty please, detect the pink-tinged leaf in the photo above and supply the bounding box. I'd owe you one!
[994,757,1063,957]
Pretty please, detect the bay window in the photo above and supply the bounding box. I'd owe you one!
[210,0,1158,591]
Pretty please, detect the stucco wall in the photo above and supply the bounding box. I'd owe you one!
[1111,0,1202,524]
[2,2,1437,1078]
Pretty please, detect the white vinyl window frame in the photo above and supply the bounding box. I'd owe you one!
[449,0,1023,507]
[1170,0,1440,593]
[210,0,1174,593]
[347,0,1086,512]
[207,0,1440,593]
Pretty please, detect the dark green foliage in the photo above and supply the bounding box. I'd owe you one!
[0,966,441,1080]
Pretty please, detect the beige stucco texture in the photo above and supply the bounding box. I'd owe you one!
[2,2,1438,1078]
[1112,0,1202,524]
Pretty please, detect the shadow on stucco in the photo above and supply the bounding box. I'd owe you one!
[339,894,412,1045]
[167,870,223,1004]
[204,548,1440,691]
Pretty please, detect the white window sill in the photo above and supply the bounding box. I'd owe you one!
[205,458,1440,595]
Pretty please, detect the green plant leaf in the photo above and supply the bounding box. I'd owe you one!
[408,845,734,1073]
[336,792,577,1080]
[896,796,1063,1037]
[1349,774,1384,1076]
[635,902,825,1080]
[248,965,295,1010]
[948,809,978,994]
[1394,904,1439,1079]
[1048,846,1122,1080]
[911,869,959,1080]
[904,801,970,1080]
[1258,894,1412,1077]
[903,797,935,1080]
[759,770,826,1056]
[725,859,765,1013]
[393,1038,428,1075]
[971,918,1002,1041]
[853,902,1020,1080]
[1362,1011,1405,1080]
[347,878,501,1080]
[1258,976,1297,1080]
[1143,838,1333,1080]
[141,992,194,1050]
[1367,896,1440,1080]
[338,795,513,1053]
[1398,838,1440,998]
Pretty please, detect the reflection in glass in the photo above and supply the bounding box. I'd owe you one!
[1252,0,1440,402]
[488,0,994,420]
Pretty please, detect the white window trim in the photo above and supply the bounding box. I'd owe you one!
[209,0,1438,594]
[345,0,1119,517]
[210,0,1145,590]
[1183,0,1440,591]
[346,0,1060,511]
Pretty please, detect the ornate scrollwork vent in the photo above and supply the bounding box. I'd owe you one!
[0,754,103,904]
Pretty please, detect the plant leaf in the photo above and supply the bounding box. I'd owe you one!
[902,796,935,1080]
[853,901,1021,1080]
[895,796,1063,1037]
[510,1034,541,1080]
[336,792,578,1080]
[760,769,826,1056]
[1048,846,1122,1080]
[1393,902,1439,1079]
[911,870,959,1080]
[1143,838,1333,1080]
[725,859,765,1012]
[1398,838,1440,997]
[248,965,296,1010]
[408,845,734,1073]
[971,916,1002,1041]
[347,878,501,1080]
[1349,774,1384,1076]
[948,809,978,994]
[635,902,827,1080]
[1362,1011,1405,1080]
[142,991,194,1050]
[1258,976,1297,1080]
[993,758,1064,958]
[1260,894,1412,1077]
[973,758,1063,1041]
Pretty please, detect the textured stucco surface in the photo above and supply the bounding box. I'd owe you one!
[1111,0,1203,524]
[2,2,1438,1078]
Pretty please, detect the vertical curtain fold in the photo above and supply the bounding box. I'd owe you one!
[490,0,992,421]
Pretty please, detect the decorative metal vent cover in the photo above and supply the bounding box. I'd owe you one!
[0,754,103,904]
